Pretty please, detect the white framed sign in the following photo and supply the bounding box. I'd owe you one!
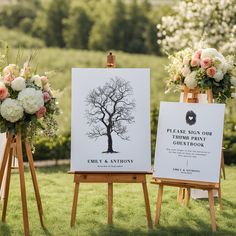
[153,102,225,183]
[71,68,151,172]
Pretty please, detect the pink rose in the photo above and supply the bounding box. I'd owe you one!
[190,58,200,67]
[43,92,51,103]
[3,73,15,85]
[36,106,46,119]
[206,67,217,77]
[0,85,8,101]
[193,49,202,59]
[201,57,212,69]
[41,76,48,86]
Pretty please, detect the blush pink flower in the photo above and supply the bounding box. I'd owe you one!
[193,49,202,59]
[190,58,200,67]
[41,76,48,86]
[206,67,217,78]
[201,57,212,69]
[174,74,181,81]
[0,84,8,101]
[43,91,51,103]
[36,106,46,119]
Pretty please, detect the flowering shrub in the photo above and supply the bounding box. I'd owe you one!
[166,47,236,103]
[157,0,236,54]
[0,55,59,139]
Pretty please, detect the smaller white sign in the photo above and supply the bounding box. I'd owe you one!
[153,102,225,183]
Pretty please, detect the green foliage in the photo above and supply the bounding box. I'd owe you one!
[64,6,93,49]
[0,0,171,55]
[45,0,69,47]
[0,27,45,48]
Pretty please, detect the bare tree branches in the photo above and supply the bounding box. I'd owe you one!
[85,77,136,153]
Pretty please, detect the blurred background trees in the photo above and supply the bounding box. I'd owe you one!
[0,0,171,55]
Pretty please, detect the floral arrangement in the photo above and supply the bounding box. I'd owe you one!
[0,54,59,139]
[166,47,236,103]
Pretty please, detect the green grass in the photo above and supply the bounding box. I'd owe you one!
[0,165,235,235]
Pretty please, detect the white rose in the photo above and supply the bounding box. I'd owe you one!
[230,77,236,87]
[11,77,26,91]
[31,75,42,88]
[18,88,44,114]
[201,48,224,61]
[213,70,224,82]
[181,66,191,77]
[184,71,198,89]
[0,98,24,123]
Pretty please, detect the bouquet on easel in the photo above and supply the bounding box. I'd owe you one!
[0,50,59,140]
[165,47,236,103]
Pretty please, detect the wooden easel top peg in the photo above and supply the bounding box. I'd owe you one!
[107,52,116,68]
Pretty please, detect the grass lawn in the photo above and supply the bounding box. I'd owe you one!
[0,165,235,236]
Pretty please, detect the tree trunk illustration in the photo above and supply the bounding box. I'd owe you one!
[106,132,114,153]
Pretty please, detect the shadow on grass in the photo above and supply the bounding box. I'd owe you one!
[87,223,235,236]
[0,223,11,236]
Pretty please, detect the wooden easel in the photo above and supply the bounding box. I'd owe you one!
[70,52,153,229]
[179,87,225,206]
[0,127,44,236]
[151,86,222,232]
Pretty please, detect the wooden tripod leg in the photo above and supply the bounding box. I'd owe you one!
[155,184,163,226]
[0,133,13,189]
[108,183,113,225]
[208,189,216,232]
[71,177,79,227]
[1,147,13,222]
[25,138,44,228]
[16,130,29,236]
[142,180,153,229]
[184,188,191,206]
[177,188,183,203]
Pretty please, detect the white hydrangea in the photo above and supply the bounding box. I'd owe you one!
[0,98,24,123]
[184,71,198,89]
[230,77,236,87]
[213,71,224,82]
[11,77,26,91]
[18,88,44,114]
[31,75,42,88]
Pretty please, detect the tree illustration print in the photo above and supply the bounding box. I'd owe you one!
[85,77,136,153]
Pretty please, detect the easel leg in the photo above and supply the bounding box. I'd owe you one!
[218,185,223,211]
[1,147,13,222]
[16,132,29,236]
[71,180,79,227]
[142,181,153,229]
[0,134,13,188]
[208,189,217,232]
[108,183,113,225]
[25,138,44,228]
[177,188,183,203]
[155,184,163,226]
[184,188,191,206]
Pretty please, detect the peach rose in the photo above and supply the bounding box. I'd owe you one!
[36,106,46,119]
[206,67,217,77]
[0,83,8,101]
[3,64,19,84]
[193,49,202,59]
[190,58,200,67]
[40,76,48,86]
[201,57,212,69]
